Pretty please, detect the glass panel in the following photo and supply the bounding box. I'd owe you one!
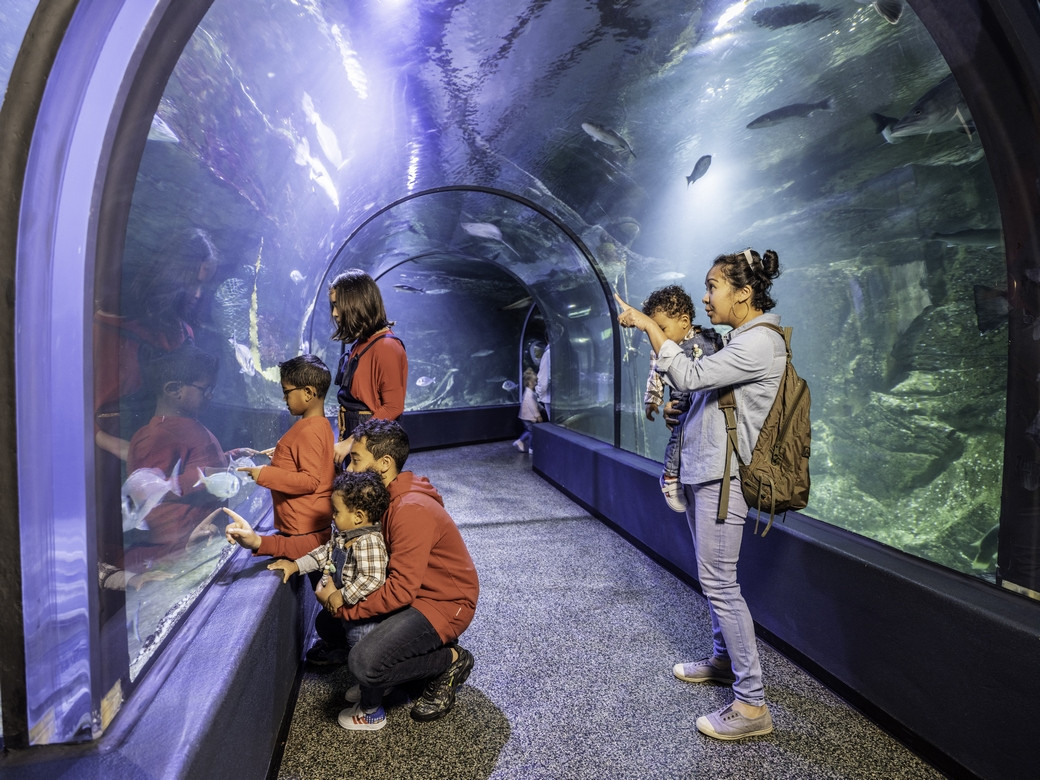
[604,5,1005,583]
[93,0,1012,694]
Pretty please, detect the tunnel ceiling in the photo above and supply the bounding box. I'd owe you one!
[132,0,975,320]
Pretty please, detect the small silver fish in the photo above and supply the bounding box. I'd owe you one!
[415,376,436,387]
[471,349,494,358]
[460,222,503,241]
[229,338,258,376]
[290,269,305,284]
[194,468,241,500]
[581,122,636,157]
[121,458,183,532]
[747,99,832,129]
[501,380,518,392]
[394,284,425,293]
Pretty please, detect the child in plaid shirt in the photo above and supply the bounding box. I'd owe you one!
[642,285,722,512]
[266,470,389,609]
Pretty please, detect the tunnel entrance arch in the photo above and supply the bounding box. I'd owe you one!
[304,185,624,445]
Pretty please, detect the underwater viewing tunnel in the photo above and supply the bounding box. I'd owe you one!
[1,0,1039,777]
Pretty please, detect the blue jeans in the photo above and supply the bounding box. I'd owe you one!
[685,479,765,707]
[348,607,453,710]
[519,420,535,449]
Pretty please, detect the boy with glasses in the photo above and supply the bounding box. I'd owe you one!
[226,354,336,560]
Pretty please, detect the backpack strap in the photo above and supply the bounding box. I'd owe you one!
[714,321,786,527]
[717,386,738,522]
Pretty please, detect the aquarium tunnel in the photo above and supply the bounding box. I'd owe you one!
[1,0,1039,777]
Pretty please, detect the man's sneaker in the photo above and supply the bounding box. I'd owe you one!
[337,703,386,731]
[410,646,474,722]
[305,640,349,666]
[673,657,736,684]
[696,702,773,740]
[661,476,687,513]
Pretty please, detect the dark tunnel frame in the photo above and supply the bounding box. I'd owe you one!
[0,0,1038,774]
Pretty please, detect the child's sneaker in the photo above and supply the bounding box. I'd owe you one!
[661,475,687,512]
[512,439,526,452]
[337,703,386,731]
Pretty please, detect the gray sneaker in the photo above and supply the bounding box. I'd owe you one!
[661,476,687,513]
[696,702,773,740]
[673,657,736,684]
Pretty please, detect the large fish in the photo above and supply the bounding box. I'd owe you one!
[747,99,832,129]
[581,122,636,157]
[930,228,1002,248]
[752,3,838,29]
[122,458,182,532]
[686,155,712,187]
[886,75,974,140]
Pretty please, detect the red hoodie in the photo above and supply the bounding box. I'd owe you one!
[336,472,479,643]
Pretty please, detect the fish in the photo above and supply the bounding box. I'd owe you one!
[501,380,518,392]
[415,376,436,387]
[394,284,425,293]
[886,75,974,140]
[424,288,450,295]
[147,114,180,144]
[581,122,636,157]
[747,99,832,129]
[121,458,183,532]
[229,337,258,376]
[653,271,686,281]
[460,222,504,241]
[289,270,305,284]
[194,468,241,500]
[752,3,838,29]
[686,155,712,187]
[502,296,534,311]
[930,229,1003,248]
[470,349,494,358]
[973,285,1009,334]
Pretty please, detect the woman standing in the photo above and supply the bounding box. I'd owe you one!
[616,248,785,740]
[329,270,408,465]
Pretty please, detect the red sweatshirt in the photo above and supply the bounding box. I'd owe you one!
[346,331,408,420]
[337,472,479,643]
[255,416,335,559]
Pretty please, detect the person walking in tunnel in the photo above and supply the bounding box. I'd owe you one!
[316,418,479,730]
[616,248,785,741]
[328,270,408,467]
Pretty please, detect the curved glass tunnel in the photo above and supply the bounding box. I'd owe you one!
[2,0,1039,758]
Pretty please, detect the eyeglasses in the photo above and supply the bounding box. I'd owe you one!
[282,386,307,398]
[188,383,215,398]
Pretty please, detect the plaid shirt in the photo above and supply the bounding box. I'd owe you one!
[644,327,706,407]
[295,525,388,606]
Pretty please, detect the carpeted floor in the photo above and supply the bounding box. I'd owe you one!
[272,442,943,780]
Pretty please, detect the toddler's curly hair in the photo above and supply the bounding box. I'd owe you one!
[642,284,695,320]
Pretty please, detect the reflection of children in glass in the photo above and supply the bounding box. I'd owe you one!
[513,368,542,453]
[267,471,389,611]
[641,286,722,513]
[124,344,231,567]
[225,355,336,560]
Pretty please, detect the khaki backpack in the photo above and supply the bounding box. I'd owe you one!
[717,323,811,535]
